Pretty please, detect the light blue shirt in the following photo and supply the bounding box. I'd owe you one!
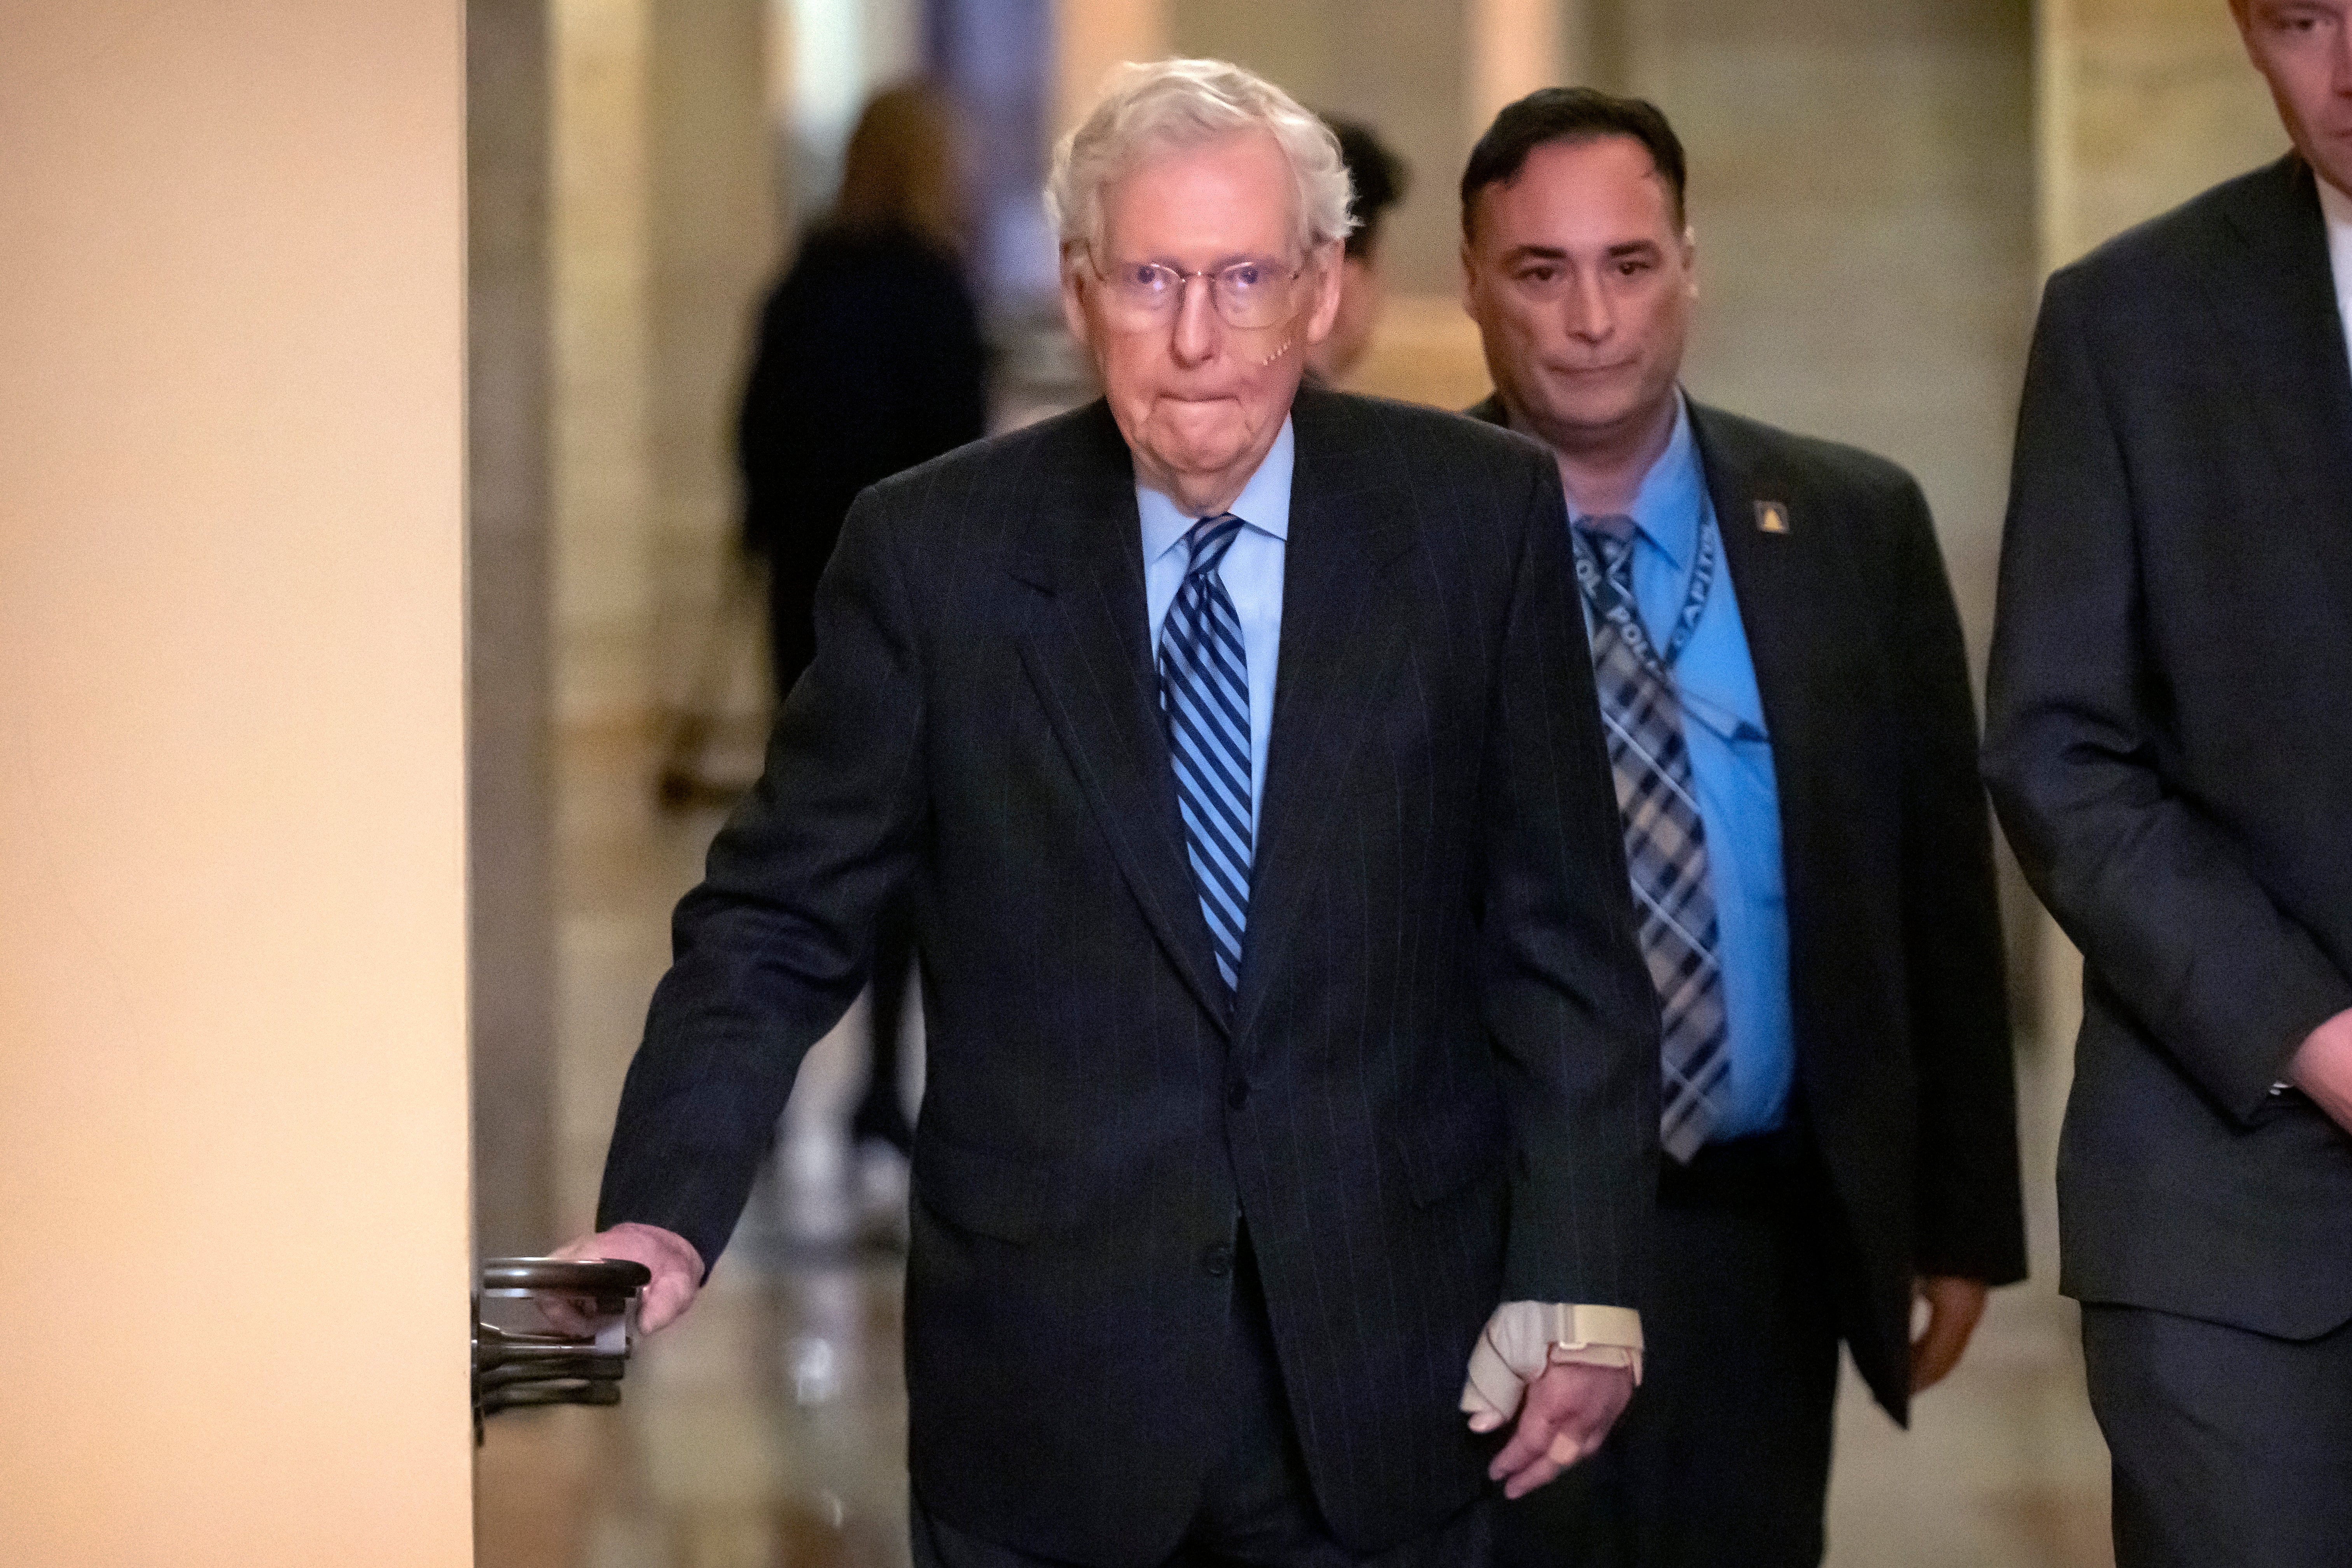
[1583,396,1795,1141]
[1138,417,1293,834]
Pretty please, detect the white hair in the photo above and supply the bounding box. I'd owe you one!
[1045,58,1354,262]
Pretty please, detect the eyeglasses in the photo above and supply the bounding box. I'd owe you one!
[1090,255,1306,331]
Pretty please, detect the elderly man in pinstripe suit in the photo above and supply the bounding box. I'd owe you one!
[562,58,1660,1568]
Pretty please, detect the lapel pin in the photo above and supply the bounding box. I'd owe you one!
[1754,500,1791,535]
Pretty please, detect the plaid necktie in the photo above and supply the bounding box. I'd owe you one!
[1574,513,1730,1162]
[1158,514,1253,991]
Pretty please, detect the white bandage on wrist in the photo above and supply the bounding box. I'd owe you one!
[1460,1301,1645,1424]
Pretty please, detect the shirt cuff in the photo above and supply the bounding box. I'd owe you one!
[1460,1301,1645,1426]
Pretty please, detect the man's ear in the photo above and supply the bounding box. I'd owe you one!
[1682,226,1700,302]
[1058,248,1095,351]
[1301,239,1347,346]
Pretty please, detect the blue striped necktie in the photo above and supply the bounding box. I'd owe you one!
[1158,514,1253,991]
[1574,512,1730,1162]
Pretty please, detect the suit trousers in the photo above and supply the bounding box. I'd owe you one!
[910,1227,1495,1568]
[1495,1131,1843,1568]
[2082,1302,2352,1568]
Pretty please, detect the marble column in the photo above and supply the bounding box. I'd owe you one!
[647,0,781,711]
[549,0,780,1225]
[552,0,655,736]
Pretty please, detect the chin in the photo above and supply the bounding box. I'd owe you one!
[1158,434,1250,478]
[1541,390,1641,434]
[1146,410,1249,460]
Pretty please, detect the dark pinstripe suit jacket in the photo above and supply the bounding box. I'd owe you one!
[597,385,1660,1564]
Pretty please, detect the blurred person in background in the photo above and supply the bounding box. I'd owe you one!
[1306,116,1409,385]
[1459,88,2027,1568]
[736,82,988,1173]
[568,57,1661,1568]
[1983,3,2352,1562]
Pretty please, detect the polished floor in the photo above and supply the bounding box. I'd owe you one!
[476,722,2116,1568]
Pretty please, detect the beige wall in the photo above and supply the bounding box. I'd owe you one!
[0,4,474,1565]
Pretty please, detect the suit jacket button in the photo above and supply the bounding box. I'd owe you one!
[1226,1080,1249,1110]
[1200,1243,1234,1278]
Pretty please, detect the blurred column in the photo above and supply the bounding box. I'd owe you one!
[647,0,780,708]
[551,0,775,734]
[552,0,654,736]
[2026,0,2280,1053]
[469,0,559,1260]
[549,0,779,1227]
[935,0,1060,300]
[1469,0,1565,140]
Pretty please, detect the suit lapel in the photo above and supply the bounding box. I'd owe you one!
[1690,404,1818,762]
[1008,402,1234,1033]
[1687,405,1843,1024]
[2199,156,2352,614]
[1233,389,1415,1042]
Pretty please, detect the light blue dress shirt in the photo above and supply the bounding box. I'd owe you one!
[1138,416,1293,833]
[1584,396,1795,1141]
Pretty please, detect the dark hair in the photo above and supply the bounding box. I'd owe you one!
[1459,87,1686,238]
[1323,115,1410,260]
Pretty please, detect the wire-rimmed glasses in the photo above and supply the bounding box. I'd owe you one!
[1091,255,1307,331]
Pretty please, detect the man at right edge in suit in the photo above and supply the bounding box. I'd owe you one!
[1460,89,2030,1566]
[1983,5,2352,1563]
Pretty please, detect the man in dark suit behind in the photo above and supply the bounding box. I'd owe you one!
[1983,5,2352,1563]
[1459,89,2029,1567]
[557,59,1663,1568]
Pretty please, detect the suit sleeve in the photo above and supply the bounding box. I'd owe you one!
[1884,474,2027,1285]
[1479,449,1662,1310]
[1983,267,2352,1124]
[596,483,928,1270]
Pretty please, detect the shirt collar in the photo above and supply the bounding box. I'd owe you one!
[1605,392,1705,570]
[2317,174,2352,330]
[1139,416,1295,565]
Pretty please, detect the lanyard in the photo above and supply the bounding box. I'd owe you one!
[1571,508,1719,674]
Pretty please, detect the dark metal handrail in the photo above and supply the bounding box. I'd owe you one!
[473,1256,652,1440]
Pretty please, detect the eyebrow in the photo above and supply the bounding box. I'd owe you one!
[1123,250,1285,269]
[1499,239,1664,265]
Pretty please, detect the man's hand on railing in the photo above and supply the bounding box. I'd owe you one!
[542,1223,704,1336]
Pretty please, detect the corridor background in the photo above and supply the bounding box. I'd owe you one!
[467,2,2289,1563]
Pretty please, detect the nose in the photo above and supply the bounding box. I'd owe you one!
[1170,272,1221,367]
[1560,267,1613,346]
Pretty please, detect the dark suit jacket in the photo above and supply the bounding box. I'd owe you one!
[599,386,1662,1565]
[1471,394,2029,1422]
[1984,154,2352,1341]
